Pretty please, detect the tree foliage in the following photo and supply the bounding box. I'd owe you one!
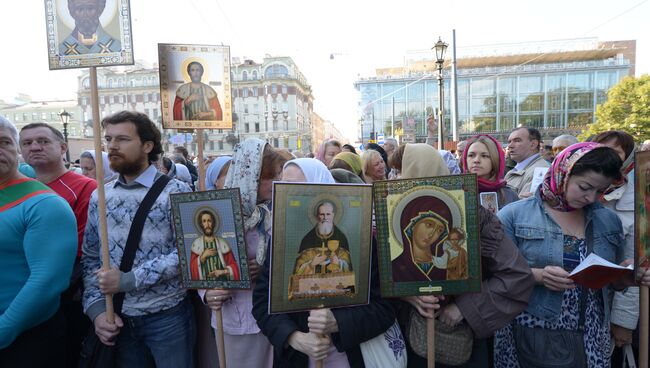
[580,75,650,142]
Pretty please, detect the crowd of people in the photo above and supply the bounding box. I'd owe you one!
[2,110,650,367]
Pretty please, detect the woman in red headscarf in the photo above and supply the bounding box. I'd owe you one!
[463,134,519,209]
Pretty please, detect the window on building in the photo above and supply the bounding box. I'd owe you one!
[51,112,57,120]
[83,78,90,89]
[255,122,259,132]
[242,71,248,81]
[284,137,289,148]
[144,94,149,102]
[41,112,47,120]
[32,112,38,120]
[14,114,20,121]
[209,140,215,150]
[218,140,224,150]
[244,104,249,113]
[153,109,159,119]
[100,96,105,104]
[252,70,258,80]
[265,64,289,79]
[273,138,279,147]
[243,88,249,98]
[245,123,250,133]
[281,84,288,94]
[273,120,278,131]
[131,95,136,103]
[253,88,258,97]
[271,84,278,94]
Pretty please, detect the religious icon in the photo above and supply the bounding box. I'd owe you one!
[44,0,134,70]
[373,174,481,297]
[170,189,249,289]
[635,151,650,275]
[269,183,373,313]
[158,43,233,130]
[479,191,499,214]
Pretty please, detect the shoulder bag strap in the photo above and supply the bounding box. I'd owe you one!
[114,174,171,313]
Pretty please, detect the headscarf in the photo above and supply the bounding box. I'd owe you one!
[540,142,603,212]
[332,152,364,177]
[330,168,365,184]
[174,163,192,185]
[315,139,341,164]
[462,134,507,193]
[283,158,336,184]
[224,138,272,264]
[83,150,117,182]
[401,144,450,179]
[205,156,231,190]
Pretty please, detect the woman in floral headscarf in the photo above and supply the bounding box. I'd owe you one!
[202,138,290,368]
[494,143,634,367]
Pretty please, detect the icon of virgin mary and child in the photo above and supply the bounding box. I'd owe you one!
[391,194,468,282]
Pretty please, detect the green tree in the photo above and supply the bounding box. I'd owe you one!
[580,75,650,142]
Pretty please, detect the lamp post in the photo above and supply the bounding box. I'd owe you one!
[59,109,71,164]
[433,37,448,150]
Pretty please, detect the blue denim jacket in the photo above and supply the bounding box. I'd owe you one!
[497,190,625,324]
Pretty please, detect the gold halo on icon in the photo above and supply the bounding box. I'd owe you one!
[307,194,344,226]
[193,207,221,235]
[180,57,211,83]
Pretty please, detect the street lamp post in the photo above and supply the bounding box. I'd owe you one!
[433,37,448,150]
[59,109,71,164]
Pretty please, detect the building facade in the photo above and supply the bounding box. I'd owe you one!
[74,57,316,156]
[354,38,636,143]
[230,56,314,154]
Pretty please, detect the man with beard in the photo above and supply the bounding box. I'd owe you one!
[189,209,240,281]
[82,111,195,367]
[19,122,96,367]
[0,117,77,366]
[173,61,223,121]
[293,201,352,275]
[59,0,121,56]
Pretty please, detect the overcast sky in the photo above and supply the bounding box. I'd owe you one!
[1,0,648,141]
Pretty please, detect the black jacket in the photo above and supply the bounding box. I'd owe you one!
[252,239,397,367]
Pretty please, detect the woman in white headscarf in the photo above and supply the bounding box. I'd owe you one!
[253,158,404,368]
[79,150,118,183]
[202,138,289,368]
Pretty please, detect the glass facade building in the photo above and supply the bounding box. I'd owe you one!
[354,39,635,142]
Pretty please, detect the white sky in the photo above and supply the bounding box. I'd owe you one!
[1,0,648,141]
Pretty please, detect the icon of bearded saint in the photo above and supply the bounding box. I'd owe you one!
[293,201,353,276]
[189,209,240,281]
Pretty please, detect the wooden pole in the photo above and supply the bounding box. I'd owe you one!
[89,67,114,322]
[641,286,649,368]
[196,131,226,368]
[427,317,435,368]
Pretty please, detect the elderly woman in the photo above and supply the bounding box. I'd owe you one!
[316,139,342,167]
[592,130,639,358]
[201,138,290,368]
[205,156,232,190]
[361,149,387,183]
[252,158,403,367]
[391,143,534,368]
[79,150,118,183]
